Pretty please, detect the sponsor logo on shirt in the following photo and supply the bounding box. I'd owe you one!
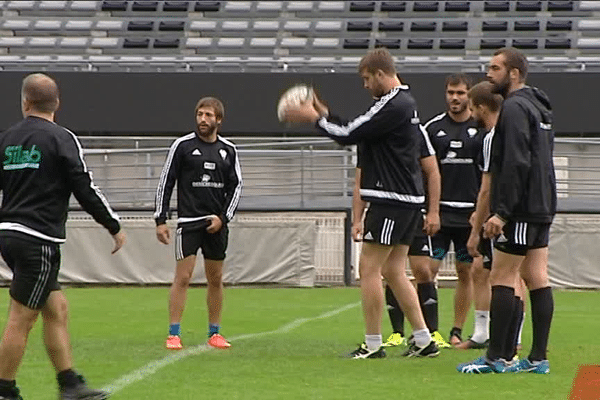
[3,145,41,170]
[204,162,216,170]
[450,141,463,149]
[192,174,224,188]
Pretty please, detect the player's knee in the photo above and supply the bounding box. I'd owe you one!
[174,273,193,288]
[412,267,431,283]
[205,270,223,286]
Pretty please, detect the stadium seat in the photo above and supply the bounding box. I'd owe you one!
[39,1,67,10]
[256,1,283,11]
[0,37,27,47]
[123,38,150,48]
[128,21,154,31]
[70,1,100,11]
[318,2,345,11]
[350,1,376,11]
[484,1,510,11]
[577,20,600,30]
[482,21,508,31]
[253,20,280,31]
[224,1,252,12]
[480,38,506,49]
[153,38,180,48]
[312,38,340,48]
[218,38,245,48]
[577,38,600,48]
[315,21,342,31]
[162,1,189,12]
[223,20,250,31]
[442,21,468,31]
[516,1,542,11]
[186,37,212,48]
[59,37,90,48]
[440,39,466,49]
[6,1,35,10]
[249,37,277,47]
[132,1,158,11]
[514,21,540,31]
[189,20,217,31]
[408,39,434,49]
[283,21,312,31]
[286,1,314,11]
[512,38,539,49]
[379,21,404,31]
[95,20,126,30]
[194,1,220,12]
[547,1,573,11]
[2,20,31,30]
[29,37,58,47]
[374,38,401,49]
[90,37,120,49]
[281,37,308,48]
[380,1,406,11]
[101,1,128,11]
[545,38,571,49]
[343,38,370,49]
[34,20,63,31]
[347,21,373,31]
[547,20,572,31]
[159,21,185,31]
[411,21,436,31]
[445,1,470,11]
[65,20,94,31]
[413,1,439,11]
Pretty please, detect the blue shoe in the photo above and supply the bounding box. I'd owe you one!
[457,356,508,374]
[511,358,550,374]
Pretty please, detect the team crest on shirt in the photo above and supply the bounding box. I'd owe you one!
[219,149,227,160]
[436,130,447,137]
[468,128,478,137]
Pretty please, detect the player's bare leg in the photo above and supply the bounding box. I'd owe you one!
[166,255,196,349]
[42,291,73,373]
[451,261,473,345]
[0,300,39,380]
[205,259,230,349]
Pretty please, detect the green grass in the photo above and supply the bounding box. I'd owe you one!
[0,287,597,399]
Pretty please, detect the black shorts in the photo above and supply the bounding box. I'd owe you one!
[493,221,551,256]
[362,204,421,246]
[175,221,229,261]
[478,233,493,270]
[430,226,474,263]
[0,231,61,310]
[408,232,433,257]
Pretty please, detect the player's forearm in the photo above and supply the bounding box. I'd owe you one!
[352,168,366,224]
[472,174,491,229]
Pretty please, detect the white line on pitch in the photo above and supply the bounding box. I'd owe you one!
[101,302,360,395]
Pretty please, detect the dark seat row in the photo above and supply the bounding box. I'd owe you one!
[343,37,572,49]
[347,20,573,32]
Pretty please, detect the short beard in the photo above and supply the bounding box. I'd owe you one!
[491,76,510,97]
[197,124,217,138]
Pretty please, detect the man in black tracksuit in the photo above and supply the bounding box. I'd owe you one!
[458,47,556,374]
[0,73,125,400]
[154,97,242,351]
[283,48,439,359]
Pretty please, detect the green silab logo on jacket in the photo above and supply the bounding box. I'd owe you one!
[3,145,42,170]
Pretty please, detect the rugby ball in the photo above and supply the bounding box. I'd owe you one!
[277,84,314,122]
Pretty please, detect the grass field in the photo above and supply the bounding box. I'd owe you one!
[0,286,597,399]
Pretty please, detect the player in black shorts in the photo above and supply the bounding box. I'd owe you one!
[285,48,438,359]
[423,74,485,346]
[155,97,242,351]
[381,123,445,348]
[458,48,556,374]
[0,74,126,400]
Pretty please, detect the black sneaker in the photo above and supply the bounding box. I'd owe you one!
[349,343,386,359]
[59,375,109,400]
[449,327,462,345]
[402,340,440,358]
[0,385,23,400]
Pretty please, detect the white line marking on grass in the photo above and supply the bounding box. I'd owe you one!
[102,302,360,395]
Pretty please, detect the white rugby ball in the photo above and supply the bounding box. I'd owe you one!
[277,84,314,122]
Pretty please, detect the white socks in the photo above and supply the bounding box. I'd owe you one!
[471,310,490,344]
[413,329,432,348]
[365,334,382,351]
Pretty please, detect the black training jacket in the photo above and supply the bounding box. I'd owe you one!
[316,85,425,208]
[154,132,242,227]
[0,116,120,243]
[490,86,557,223]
